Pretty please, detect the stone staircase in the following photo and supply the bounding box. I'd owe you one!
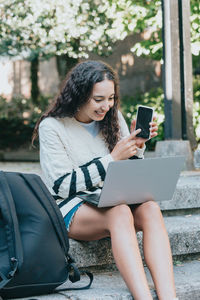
[68,173,200,269]
[63,172,200,300]
[1,162,199,300]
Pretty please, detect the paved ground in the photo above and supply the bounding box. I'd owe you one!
[0,162,43,176]
[8,260,200,300]
[0,161,199,177]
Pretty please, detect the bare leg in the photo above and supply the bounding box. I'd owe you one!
[132,201,176,300]
[105,204,153,299]
[69,203,153,299]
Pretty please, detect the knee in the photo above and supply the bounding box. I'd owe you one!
[107,204,134,228]
[137,200,162,224]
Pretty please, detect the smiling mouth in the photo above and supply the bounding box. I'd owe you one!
[95,111,105,116]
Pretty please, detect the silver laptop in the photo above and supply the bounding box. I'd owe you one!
[79,156,185,208]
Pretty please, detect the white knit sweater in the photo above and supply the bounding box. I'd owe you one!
[39,111,145,199]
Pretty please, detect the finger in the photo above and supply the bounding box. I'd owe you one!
[130,142,137,148]
[150,125,158,132]
[149,121,157,127]
[127,140,136,149]
[130,119,136,132]
[132,151,137,156]
[129,128,141,139]
[150,132,158,138]
[130,149,137,156]
[126,141,132,148]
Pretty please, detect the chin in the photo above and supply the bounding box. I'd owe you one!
[96,116,105,121]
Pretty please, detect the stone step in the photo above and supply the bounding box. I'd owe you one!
[10,259,200,300]
[0,162,199,212]
[69,214,200,269]
[158,173,200,212]
[0,150,39,162]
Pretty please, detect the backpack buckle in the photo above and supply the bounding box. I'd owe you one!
[67,254,75,264]
[7,257,18,278]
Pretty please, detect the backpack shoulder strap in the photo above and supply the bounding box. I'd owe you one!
[55,269,93,293]
[20,173,69,255]
[0,171,23,289]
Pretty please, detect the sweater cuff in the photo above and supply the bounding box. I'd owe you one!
[135,144,146,159]
[100,154,114,171]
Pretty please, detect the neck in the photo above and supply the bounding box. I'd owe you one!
[74,113,93,124]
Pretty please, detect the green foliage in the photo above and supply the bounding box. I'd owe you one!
[131,0,200,61]
[0,75,199,150]
[121,75,200,150]
[0,118,33,150]
[193,75,200,144]
[121,87,164,151]
[190,0,200,56]
[0,96,51,149]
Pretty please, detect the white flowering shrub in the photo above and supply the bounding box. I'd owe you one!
[193,76,200,144]
[130,0,200,60]
[0,0,153,59]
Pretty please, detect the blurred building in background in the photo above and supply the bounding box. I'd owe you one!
[0,34,162,100]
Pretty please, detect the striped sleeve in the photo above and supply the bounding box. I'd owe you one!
[39,121,113,199]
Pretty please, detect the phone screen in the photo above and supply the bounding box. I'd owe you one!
[135,106,153,139]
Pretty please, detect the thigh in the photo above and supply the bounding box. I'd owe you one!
[68,203,110,241]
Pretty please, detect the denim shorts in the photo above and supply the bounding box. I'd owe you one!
[57,196,84,232]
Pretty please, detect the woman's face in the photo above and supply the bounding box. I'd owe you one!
[75,79,115,123]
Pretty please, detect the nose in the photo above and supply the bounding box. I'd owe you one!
[101,100,110,112]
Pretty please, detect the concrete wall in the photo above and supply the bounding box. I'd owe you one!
[0,34,162,100]
[0,58,59,100]
[89,34,162,97]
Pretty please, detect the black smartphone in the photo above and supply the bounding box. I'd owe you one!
[135,105,154,139]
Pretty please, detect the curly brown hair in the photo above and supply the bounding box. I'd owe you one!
[32,60,120,152]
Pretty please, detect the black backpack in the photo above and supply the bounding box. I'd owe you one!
[0,171,93,299]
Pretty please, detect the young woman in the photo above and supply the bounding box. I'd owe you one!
[33,60,178,300]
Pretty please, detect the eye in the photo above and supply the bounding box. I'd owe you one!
[93,97,103,102]
[92,95,115,102]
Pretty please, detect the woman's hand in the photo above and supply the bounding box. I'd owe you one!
[111,129,141,161]
[130,116,158,149]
